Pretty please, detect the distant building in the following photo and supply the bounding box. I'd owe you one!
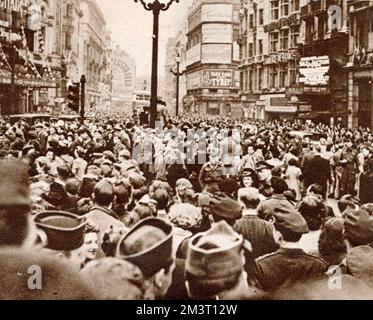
[111,46,136,113]
[238,0,302,121]
[185,0,242,118]
[345,0,373,129]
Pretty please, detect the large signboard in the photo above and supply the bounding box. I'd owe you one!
[202,24,232,43]
[201,4,233,22]
[187,71,201,90]
[186,44,201,66]
[299,55,330,86]
[201,44,231,64]
[202,70,233,88]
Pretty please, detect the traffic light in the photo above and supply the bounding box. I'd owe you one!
[67,82,80,112]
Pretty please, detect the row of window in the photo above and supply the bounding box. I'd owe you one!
[242,25,299,58]
[241,61,298,92]
[271,0,300,21]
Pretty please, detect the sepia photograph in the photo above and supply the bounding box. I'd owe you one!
[0,0,372,303]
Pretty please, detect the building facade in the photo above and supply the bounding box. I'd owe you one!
[239,0,302,121]
[0,0,62,115]
[185,0,242,118]
[79,0,108,110]
[111,45,136,114]
[295,0,350,125]
[345,0,373,129]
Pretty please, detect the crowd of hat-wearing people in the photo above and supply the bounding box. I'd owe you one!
[0,114,373,299]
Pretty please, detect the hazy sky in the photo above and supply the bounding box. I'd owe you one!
[98,0,191,78]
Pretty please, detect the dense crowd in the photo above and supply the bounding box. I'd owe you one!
[0,113,373,300]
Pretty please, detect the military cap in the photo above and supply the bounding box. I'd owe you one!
[94,180,114,196]
[0,247,96,300]
[241,168,256,177]
[119,149,131,159]
[344,209,373,246]
[176,178,193,190]
[33,211,87,251]
[256,161,274,171]
[185,221,244,282]
[126,171,146,189]
[82,258,146,300]
[0,160,31,209]
[116,217,173,278]
[103,150,116,163]
[273,206,309,235]
[210,195,242,220]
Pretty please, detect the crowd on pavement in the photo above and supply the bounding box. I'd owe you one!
[0,112,373,300]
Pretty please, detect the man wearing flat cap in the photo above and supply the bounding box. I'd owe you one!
[254,207,327,292]
[209,195,243,226]
[185,221,261,300]
[116,217,174,299]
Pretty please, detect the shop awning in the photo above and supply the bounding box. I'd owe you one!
[298,111,331,119]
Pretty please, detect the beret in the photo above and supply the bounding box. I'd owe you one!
[82,258,146,300]
[116,218,173,278]
[34,211,87,251]
[241,168,256,177]
[344,209,373,246]
[186,221,244,282]
[346,245,373,287]
[210,195,242,220]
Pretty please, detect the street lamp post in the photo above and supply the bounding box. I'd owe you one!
[134,0,179,128]
[170,52,181,116]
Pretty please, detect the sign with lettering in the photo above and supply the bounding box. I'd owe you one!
[0,0,21,11]
[202,70,233,88]
[202,24,232,43]
[299,55,330,86]
[201,44,231,64]
[201,4,232,22]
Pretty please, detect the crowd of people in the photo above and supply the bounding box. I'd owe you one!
[0,112,373,300]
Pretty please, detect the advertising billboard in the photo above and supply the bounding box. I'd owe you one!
[202,24,232,43]
[201,4,233,22]
[187,71,201,90]
[202,70,233,88]
[201,44,231,64]
[299,55,330,86]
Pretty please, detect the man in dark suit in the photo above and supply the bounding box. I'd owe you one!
[254,206,328,292]
[302,146,331,197]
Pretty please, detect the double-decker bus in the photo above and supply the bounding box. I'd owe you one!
[132,90,151,115]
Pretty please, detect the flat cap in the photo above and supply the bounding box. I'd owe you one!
[185,221,244,281]
[33,211,87,251]
[346,245,373,287]
[103,150,116,163]
[210,195,242,220]
[126,171,146,189]
[94,180,114,196]
[116,218,173,278]
[273,206,309,235]
[344,209,373,246]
